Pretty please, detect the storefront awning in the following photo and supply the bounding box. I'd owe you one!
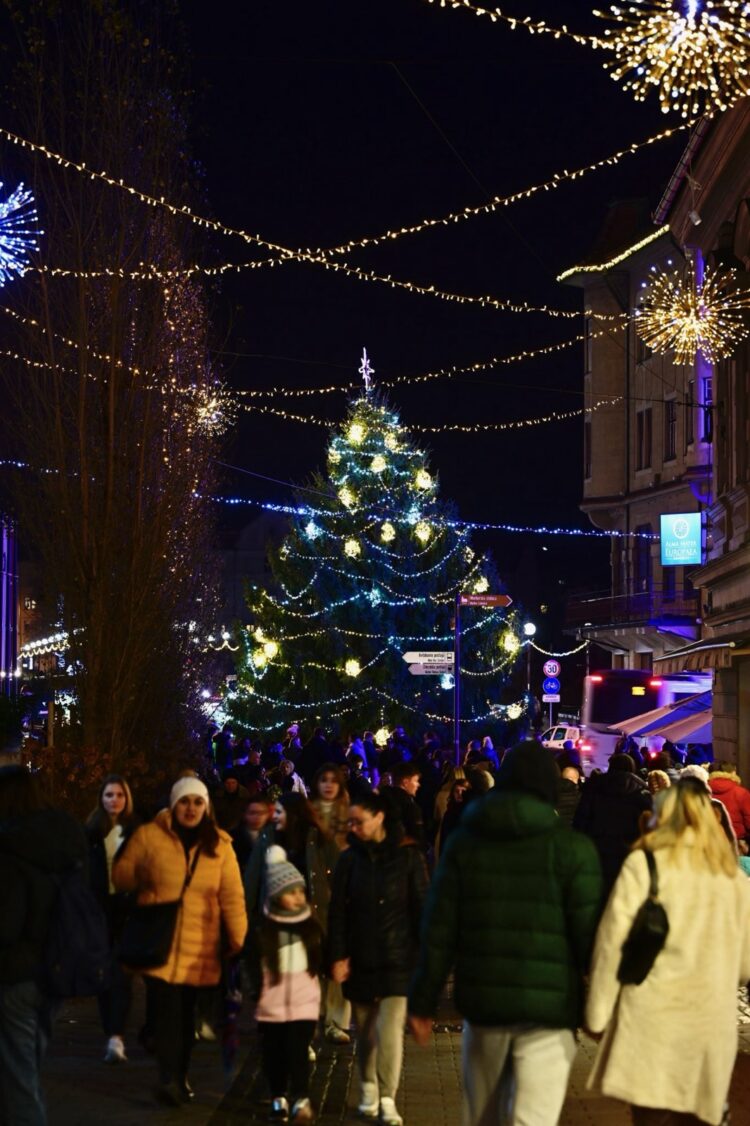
[647,709,712,745]
[653,637,749,674]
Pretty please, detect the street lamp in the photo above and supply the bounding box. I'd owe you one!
[523,622,536,693]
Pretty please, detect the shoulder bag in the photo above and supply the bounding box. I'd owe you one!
[617,849,669,986]
[119,847,201,969]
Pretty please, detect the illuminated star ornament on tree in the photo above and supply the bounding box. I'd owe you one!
[593,0,750,117]
[635,261,750,363]
[229,355,521,734]
[0,181,39,285]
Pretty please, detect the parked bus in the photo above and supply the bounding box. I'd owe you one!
[579,668,712,772]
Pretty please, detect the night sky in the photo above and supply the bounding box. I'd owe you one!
[180,0,687,643]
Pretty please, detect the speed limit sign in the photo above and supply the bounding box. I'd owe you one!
[543,659,561,678]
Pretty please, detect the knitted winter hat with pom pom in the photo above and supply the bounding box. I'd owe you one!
[264,844,311,922]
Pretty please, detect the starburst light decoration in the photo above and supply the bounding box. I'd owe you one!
[381,522,396,543]
[415,468,433,490]
[344,658,361,678]
[0,181,39,285]
[635,262,750,364]
[344,538,362,558]
[370,454,387,473]
[192,382,237,437]
[414,520,432,544]
[593,1,750,118]
[339,485,355,508]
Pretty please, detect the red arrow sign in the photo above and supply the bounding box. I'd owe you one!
[459,593,513,607]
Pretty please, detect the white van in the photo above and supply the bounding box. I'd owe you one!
[540,725,581,751]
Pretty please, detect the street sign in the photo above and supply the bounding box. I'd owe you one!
[409,663,455,676]
[543,659,561,678]
[459,593,513,607]
[542,676,561,695]
[402,651,454,664]
[542,693,561,703]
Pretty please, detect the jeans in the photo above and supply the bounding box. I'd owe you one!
[352,996,407,1101]
[462,1023,577,1126]
[145,977,197,1085]
[0,979,49,1126]
[258,1021,316,1101]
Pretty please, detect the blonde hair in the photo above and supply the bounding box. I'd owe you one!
[636,780,737,878]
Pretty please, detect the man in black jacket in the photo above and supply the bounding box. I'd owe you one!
[0,765,88,1126]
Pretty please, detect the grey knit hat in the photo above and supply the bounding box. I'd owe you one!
[265,844,305,901]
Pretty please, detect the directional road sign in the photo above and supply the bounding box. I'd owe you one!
[542,693,561,703]
[543,660,561,678]
[459,593,513,607]
[409,663,455,676]
[402,651,454,665]
[542,676,561,695]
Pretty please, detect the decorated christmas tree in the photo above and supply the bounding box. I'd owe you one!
[231,353,522,738]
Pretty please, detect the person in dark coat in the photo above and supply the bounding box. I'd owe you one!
[85,773,140,1063]
[328,792,428,1126]
[381,762,426,851]
[573,752,651,891]
[298,728,330,786]
[0,765,88,1125]
[555,761,583,829]
[211,772,250,832]
[408,741,602,1126]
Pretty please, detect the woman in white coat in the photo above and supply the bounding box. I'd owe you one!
[585,777,750,1126]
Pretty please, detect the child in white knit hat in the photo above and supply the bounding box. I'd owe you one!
[246,845,323,1123]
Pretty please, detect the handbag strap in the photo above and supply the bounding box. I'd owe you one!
[181,847,201,895]
[644,849,659,899]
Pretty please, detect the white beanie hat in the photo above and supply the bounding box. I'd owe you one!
[170,776,210,809]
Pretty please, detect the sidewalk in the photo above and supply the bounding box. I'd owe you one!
[43,987,750,1125]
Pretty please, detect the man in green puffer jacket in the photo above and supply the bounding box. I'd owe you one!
[408,740,602,1126]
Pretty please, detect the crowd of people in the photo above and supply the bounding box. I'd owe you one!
[1,719,749,1126]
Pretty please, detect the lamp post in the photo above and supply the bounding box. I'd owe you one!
[523,621,536,694]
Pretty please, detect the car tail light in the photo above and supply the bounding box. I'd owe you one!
[590,675,603,683]
[649,678,663,687]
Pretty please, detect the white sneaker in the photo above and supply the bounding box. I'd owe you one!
[104,1035,126,1063]
[379,1096,403,1126]
[308,1044,317,1062]
[358,1081,379,1118]
[325,1023,351,1044]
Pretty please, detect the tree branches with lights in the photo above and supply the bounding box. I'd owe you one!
[230,361,521,737]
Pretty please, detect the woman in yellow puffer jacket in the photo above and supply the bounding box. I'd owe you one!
[114,775,247,1107]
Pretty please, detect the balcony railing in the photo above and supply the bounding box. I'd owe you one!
[566,586,700,628]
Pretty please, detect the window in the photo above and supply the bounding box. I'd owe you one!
[686,378,695,445]
[664,398,677,461]
[636,406,652,470]
[702,375,713,442]
[662,564,676,602]
[583,417,592,479]
[634,524,652,592]
[23,597,36,611]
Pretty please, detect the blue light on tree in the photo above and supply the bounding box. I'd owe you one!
[0,182,39,286]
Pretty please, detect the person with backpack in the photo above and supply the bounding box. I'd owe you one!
[85,773,140,1064]
[0,764,89,1126]
[113,775,247,1107]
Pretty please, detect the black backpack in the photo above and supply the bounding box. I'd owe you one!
[41,862,111,998]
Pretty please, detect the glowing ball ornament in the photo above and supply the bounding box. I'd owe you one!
[384,432,399,451]
[414,521,432,544]
[253,648,268,668]
[253,627,266,643]
[502,632,520,654]
[375,726,390,747]
[262,640,279,659]
[507,703,523,720]
[474,576,490,593]
[339,486,356,509]
[305,520,321,540]
[370,454,387,473]
[344,538,362,558]
[381,522,396,543]
[348,421,366,445]
[344,658,361,678]
[415,468,433,490]
[328,447,342,464]
[593,0,750,119]
[635,261,750,364]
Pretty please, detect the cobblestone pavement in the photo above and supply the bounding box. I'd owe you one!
[43,988,750,1124]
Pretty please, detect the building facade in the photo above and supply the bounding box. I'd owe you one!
[561,207,710,668]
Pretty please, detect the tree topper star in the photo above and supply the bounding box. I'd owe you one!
[359,347,374,394]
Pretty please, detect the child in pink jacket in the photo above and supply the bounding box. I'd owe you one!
[247,845,323,1123]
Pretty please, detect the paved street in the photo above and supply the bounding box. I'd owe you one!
[44,983,750,1125]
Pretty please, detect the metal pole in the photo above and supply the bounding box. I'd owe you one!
[454,594,461,766]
